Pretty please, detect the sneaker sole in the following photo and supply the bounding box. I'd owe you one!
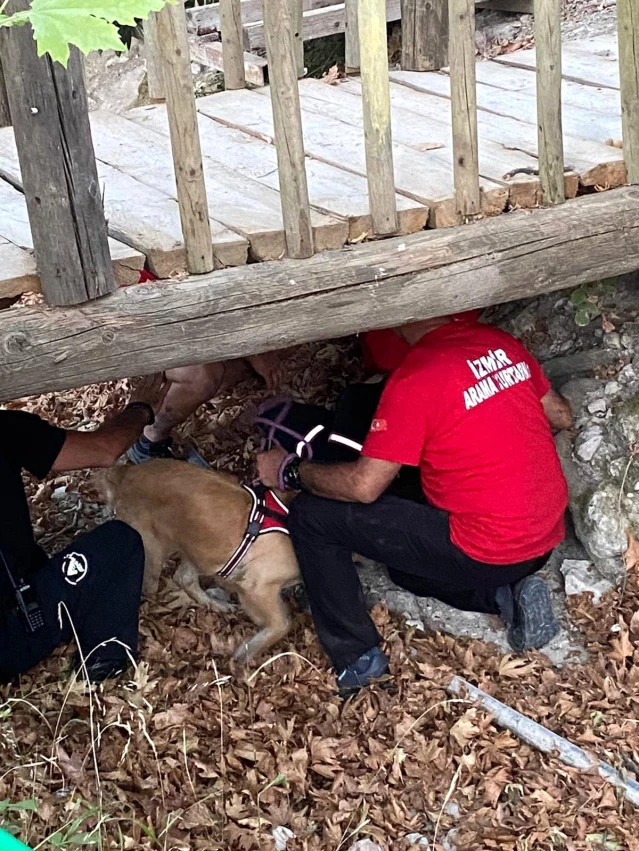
[338,672,392,698]
[508,577,559,652]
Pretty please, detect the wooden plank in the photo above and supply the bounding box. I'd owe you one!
[0,3,115,306]
[401,0,449,72]
[220,0,247,89]
[188,38,267,88]
[345,0,360,72]
[534,0,564,204]
[617,0,639,184]
[0,60,10,128]
[263,0,314,257]
[390,67,622,144]
[143,12,166,102]
[0,124,248,274]
[199,87,508,225]
[0,175,144,287]
[476,0,533,12]
[3,187,639,400]
[449,0,481,217]
[155,0,214,274]
[88,111,346,260]
[495,39,620,90]
[186,0,337,31]
[359,0,398,234]
[293,80,543,210]
[0,235,39,298]
[292,0,305,77]
[243,1,402,51]
[128,104,428,240]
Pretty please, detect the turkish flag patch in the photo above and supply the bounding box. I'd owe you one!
[370,418,388,433]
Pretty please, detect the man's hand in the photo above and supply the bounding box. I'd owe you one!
[257,447,288,489]
[248,351,284,391]
[130,373,170,416]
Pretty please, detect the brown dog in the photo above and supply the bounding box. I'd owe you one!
[101,460,301,664]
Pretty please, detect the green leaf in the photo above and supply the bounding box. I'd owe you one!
[0,0,170,65]
[575,307,595,327]
[570,288,588,306]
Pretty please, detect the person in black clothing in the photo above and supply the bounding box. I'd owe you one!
[0,375,168,685]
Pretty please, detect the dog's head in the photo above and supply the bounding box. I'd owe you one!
[94,464,130,507]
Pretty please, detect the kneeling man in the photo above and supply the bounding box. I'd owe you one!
[258,312,572,695]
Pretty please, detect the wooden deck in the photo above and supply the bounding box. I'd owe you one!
[0,35,626,300]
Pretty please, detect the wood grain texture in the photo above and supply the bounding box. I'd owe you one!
[155,0,215,273]
[0,59,10,128]
[344,0,360,71]
[143,12,166,101]
[359,0,398,234]
[292,0,306,77]
[3,187,639,400]
[220,0,247,89]
[187,0,338,31]
[263,0,314,257]
[401,0,449,72]
[617,0,639,184]
[534,0,565,204]
[448,0,481,217]
[188,38,267,87]
[0,2,115,306]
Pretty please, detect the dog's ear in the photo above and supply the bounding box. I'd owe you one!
[93,465,127,505]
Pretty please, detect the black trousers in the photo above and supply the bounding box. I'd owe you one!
[288,494,549,671]
[0,520,144,683]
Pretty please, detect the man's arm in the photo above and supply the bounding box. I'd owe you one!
[53,375,169,472]
[541,389,573,432]
[257,448,401,503]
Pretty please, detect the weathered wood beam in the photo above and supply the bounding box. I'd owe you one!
[0,1,115,306]
[534,0,565,203]
[292,0,306,77]
[344,0,360,72]
[143,12,166,102]
[0,59,10,128]
[220,0,247,90]
[401,0,449,72]
[2,188,639,400]
[617,0,639,184]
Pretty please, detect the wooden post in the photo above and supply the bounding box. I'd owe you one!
[617,0,639,184]
[292,0,305,78]
[155,0,214,274]
[448,0,481,218]
[534,0,565,204]
[263,0,314,258]
[345,0,361,73]
[144,12,166,102]
[0,60,10,128]
[0,2,115,306]
[220,0,247,90]
[359,0,399,235]
[401,0,450,72]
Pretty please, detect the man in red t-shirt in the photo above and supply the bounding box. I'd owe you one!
[257,314,572,695]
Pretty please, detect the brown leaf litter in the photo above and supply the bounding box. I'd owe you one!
[2,340,639,850]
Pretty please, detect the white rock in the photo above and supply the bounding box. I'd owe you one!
[560,559,614,604]
[605,381,622,396]
[604,332,621,349]
[575,426,604,462]
[406,834,431,849]
[350,841,383,851]
[444,801,461,820]
[587,398,607,415]
[272,826,295,851]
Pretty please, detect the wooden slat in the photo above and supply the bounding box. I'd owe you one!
[3,187,639,400]
[534,0,564,204]
[220,0,247,89]
[0,235,39,298]
[88,111,345,260]
[401,0,449,72]
[297,79,552,209]
[129,104,428,240]
[0,176,144,286]
[0,60,10,128]
[263,0,314,258]
[367,76,625,190]
[188,38,267,88]
[292,0,306,77]
[143,12,166,102]
[198,87,508,225]
[617,0,639,184]
[186,0,337,31]
[0,3,115,306]
[155,0,214,274]
[476,0,533,12]
[449,0,481,217]
[390,67,622,143]
[495,38,620,90]
[359,0,398,234]
[0,124,248,274]
[344,0,360,72]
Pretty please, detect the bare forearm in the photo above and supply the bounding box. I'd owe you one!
[299,461,371,502]
[53,407,150,471]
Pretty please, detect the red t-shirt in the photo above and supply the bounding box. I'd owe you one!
[362,320,568,565]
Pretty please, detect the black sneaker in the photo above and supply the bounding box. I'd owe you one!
[78,658,129,684]
[336,647,390,697]
[498,576,559,652]
[127,435,176,464]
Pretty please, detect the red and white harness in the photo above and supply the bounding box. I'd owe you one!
[217,484,290,579]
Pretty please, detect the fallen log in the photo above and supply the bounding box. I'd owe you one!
[1,187,639,400]
[448,677,639,808]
